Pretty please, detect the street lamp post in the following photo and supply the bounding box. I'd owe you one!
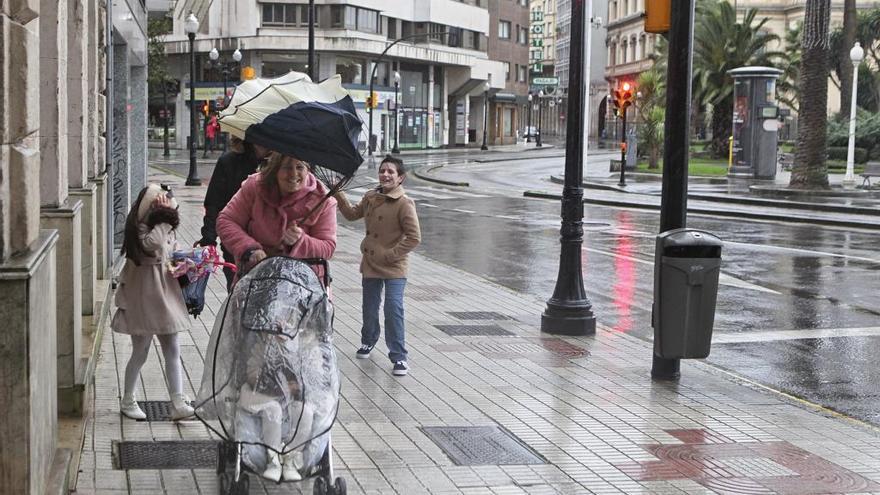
[308,0,315,80]
[209,46,241,152]
[541,0,596,336]
[392,71,400,154]
[845,42,864,186]
[184,12,201,186]
[536,90,544,147]
[526,93,533,143]
[481,80,490,151]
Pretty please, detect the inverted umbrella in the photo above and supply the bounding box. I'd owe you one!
[218,72,364,178]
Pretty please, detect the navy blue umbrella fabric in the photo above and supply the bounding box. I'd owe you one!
[244,96,363,176]
[218,73,364,177]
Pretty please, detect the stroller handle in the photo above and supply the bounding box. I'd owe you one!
[295,257,331,288]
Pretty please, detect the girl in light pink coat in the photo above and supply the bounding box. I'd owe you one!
[217,152,337,281]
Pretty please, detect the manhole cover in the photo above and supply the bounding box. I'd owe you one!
[434,324,514,337]
[447,311,514,321]
[112,440,219,470]
[420,426,545,466]
[137,401,174,422]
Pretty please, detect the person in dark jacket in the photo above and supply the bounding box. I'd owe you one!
[197,136,270,290]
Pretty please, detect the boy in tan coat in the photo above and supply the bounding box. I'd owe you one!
[335,156,421,376]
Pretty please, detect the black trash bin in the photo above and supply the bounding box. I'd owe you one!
[652,228,723,359]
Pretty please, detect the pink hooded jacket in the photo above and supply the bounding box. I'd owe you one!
[217,172,337,269]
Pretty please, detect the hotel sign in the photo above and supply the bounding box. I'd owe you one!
[530,7,544,74]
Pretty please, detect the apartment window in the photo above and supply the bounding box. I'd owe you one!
[520,0,527,5]
[388,18,397,39]
[329,5,379,33]
[507,63,512,82]
[517,26,528,44]
[262,3,308,27]
[518,65,527,82]
[335,56,364,84]
[498,20,511,39]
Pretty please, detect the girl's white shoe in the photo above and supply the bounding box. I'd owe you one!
[170,393,195,420]
[262,452,282,482]
[120,397,146,420]
[282,452,302,481]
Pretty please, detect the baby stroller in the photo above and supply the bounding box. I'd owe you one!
[194,256,346,495]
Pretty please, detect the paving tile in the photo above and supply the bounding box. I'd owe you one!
[78,168,880,494]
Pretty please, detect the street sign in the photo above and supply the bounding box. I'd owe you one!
[532,77,559,86]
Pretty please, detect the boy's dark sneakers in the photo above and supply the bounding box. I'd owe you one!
[392,361,409,376]
[355,345,374,359]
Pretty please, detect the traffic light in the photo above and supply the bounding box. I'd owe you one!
[365,91,378,109]
[612,81,636,112]
[202,101,210,116]
[645,0,671,34]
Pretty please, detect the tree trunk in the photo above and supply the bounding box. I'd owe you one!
[791,0,831,189]
[838,0,857,119]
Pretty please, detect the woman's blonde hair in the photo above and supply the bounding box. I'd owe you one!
[260,152,310,191]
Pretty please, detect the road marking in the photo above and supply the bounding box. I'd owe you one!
[582,246,781,295]
[723,241,880,265]
[495,215,520,220]
[713,326,880,343]
[420,203,438,208]
[451,208,475,214]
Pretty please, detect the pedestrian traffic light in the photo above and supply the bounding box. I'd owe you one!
[645,0,671,34]
[202,101,210,116]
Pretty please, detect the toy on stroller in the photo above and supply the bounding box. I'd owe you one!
[194,256,346,495]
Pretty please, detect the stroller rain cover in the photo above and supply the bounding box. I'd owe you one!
[195,257,340,475]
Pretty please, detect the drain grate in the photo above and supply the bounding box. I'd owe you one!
[447,311,514,321]
[421,426,545,466]
[137,401,174,422]
[434,324,514,337]
[113,440,219,470]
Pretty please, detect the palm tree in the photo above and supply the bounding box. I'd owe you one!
[693,0,782,157]
[790,0,831,189]
[636,68,665,169]
[777,23,802,112]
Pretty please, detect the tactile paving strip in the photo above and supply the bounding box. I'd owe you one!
[112,440,219,470]
[433,324,514,337]
[420,426,545,466]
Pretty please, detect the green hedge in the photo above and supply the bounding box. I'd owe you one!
[827,146,869,164]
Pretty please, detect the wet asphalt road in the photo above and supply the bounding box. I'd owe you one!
[379,157,880,426]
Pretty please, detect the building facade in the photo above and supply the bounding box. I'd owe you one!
[554,0,608,139]
[157,0,506,151]
[487,0,530,145]
[1,0,144,492]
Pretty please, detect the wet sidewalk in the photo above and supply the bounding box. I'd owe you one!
[76,169,880,494]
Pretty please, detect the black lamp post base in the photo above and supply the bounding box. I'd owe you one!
[480,144,488,151]
[391,146,400,154]
[185,178,202,186]
[541,302,596,336]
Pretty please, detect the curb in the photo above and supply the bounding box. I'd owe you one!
[524,190,880,230]
[549,175,880,217]
[413,165,470,187]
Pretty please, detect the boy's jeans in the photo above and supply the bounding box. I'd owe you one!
[361,278,407,363]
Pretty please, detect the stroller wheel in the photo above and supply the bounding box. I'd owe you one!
[333,477,347,495]
[313,476,329,495]
[218,472,231,495]
[233,474,249,495]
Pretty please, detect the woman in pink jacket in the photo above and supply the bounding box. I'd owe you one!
[217,152,337,278]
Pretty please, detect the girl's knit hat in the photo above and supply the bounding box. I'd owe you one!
[138,183,179,221]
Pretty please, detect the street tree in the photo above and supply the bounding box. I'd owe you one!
[636,68,665,169]
[148,15,174,156]
[790,0,832,189]
[693,0,781,157]
[777,23,802,112]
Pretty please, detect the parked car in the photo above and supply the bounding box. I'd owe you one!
[522,126,540,139]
